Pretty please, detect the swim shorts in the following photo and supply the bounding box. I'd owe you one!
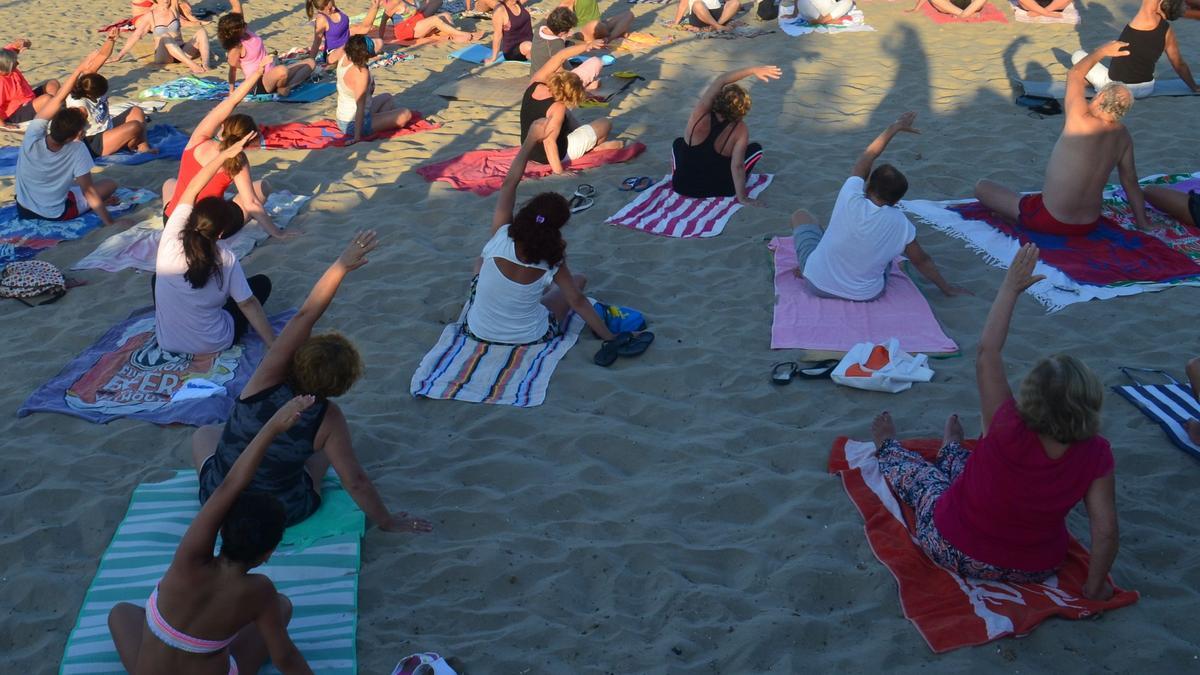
[393,12,425,41]
[84,132,105,158]
[1018,193,1104,237]
[336,110,374,137]
[689,1,726,26]
[16,186,88,221]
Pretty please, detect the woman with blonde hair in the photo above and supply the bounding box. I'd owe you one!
[111,0,211,75]
[870,244,1120,600]
[520,38,623,175]
[672,65,779,203]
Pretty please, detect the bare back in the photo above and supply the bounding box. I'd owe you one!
[1042,117,1131,224]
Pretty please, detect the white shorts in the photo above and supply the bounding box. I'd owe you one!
[564,124,598,161]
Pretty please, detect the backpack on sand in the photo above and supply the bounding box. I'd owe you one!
[0,260,67,306]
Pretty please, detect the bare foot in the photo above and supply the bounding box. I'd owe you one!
[595,140,624,152]
[1187,419,1200,445]
[872,411,895,451]
[136,143,159,154]
[188,63,206,75]
[943,414,964,446]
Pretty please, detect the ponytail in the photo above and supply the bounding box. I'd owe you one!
[182,197,245,289]
[509,192,570,268]
[218,114,258,177]
[72,73,109,102]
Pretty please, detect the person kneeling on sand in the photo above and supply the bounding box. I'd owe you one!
[672,0,743,30]
[192,231,433,535]
[793,112,966,301]
[672,65,778,204]
[975,42,1151,235]
[108,396,316,673]
[872,243,1119,600]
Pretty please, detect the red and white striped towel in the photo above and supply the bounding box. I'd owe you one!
[606,173,773,238]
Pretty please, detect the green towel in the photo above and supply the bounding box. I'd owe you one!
[60,470,363,674]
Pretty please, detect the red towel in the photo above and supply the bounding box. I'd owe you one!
[829,437,1138,653]
[258,115,438,150]
[416,143,647,196]
[953,201,1200,285]
[919,0,1008,22]
[97,18,136,32]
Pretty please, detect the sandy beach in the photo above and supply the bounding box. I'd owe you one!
[2,0,1200,670]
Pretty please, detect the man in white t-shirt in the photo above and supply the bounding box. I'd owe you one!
[794,112,967,301]
[14,50,120,224]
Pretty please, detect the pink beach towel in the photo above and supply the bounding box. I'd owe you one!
[416,142,646,196]
[918,0,1008,22]
[769,236,958,353]
[259,115,438,150]
[606,173,773,238]
[830,437,1138,653]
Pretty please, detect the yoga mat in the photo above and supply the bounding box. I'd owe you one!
[768,237,958,354]
[829,436,1138,653]
[434,76,526,107]
[59,470,363,674]
[18,307,294,426]
[1019,78,1200,99]
[449,44,502,64]
[606,173,773,238]
[777,8,874,34]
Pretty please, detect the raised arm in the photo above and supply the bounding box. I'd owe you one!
[1082,473,1119,601]
[1164,27,1199,91]
[242,232,378,394]
[687,65,780,131]
[1116,137,1150,230]
[1067,41,1127,118]
[192,65,264,144]
[82,31,119,74]
[175,395,316,564]
[530,38,602,84]
[977,243,1044,431]
[37,53,94,120]
[852,111,918,179]
[112,15,152,62]
[903,239,969,297]
[179,130,257,205]
[492,123,546,234]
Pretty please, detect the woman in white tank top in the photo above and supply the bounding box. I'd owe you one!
[465,125,619,345]
[335,36,413,143]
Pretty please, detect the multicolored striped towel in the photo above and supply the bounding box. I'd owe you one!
[60,470,363,674]
[410,304,585,407]
[606,173,773,238]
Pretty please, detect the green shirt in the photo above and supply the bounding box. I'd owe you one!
[573,0,600,24]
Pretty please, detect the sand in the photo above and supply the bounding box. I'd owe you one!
[2,0,1200,671]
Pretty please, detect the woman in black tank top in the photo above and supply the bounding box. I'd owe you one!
[1078,0,1197,95]
[671,65,779,201]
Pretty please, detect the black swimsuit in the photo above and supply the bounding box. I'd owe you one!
[1108,20,1168,85]
[671,112,744,198]
[519,83,576,164]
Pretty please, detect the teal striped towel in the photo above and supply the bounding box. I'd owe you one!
[60,470,364,674]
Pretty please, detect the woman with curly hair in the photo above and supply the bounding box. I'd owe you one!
[672,65,779,203]
[519,39,623,174]
[870,244,1120,600]
[191,230,433,535]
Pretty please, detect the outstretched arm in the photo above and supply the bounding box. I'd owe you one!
[491,123,546,234]
[852,111,918,179]
[175,395,316,564]
[1082,473,1119,601]
[977,243,1044,431]
[686,65,780,133]
[113,16,152,62]
[1116,139,1150,230]
[1068,41,1127,118]
[37,53,94,120]
[529,38,602,84]
[179,130,257,205]
[193,65,264,144]
[82,31,120,73]
[904,239,969,297]
[1164,27,1199,91]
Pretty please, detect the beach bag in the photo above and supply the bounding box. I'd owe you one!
[831,338,934,394]
[0,261,67,305]
[593,302,646,333]
[392,652,459,675]
[757,0,779,20]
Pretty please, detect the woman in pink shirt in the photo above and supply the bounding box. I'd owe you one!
[871,243,1120,600]
[218,12,315,97]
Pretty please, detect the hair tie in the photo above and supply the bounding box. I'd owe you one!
[535,215,545,224]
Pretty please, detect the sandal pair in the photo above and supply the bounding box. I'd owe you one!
[595,332,655,367]
[569,184,595,213]
[771,359,839,385]
[621,176,653,192]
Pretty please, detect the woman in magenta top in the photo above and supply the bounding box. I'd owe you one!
[870,243,1119,600]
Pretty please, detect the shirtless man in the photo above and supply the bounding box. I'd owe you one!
[975,42,1150,235]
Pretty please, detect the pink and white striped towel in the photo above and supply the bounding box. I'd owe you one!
[606,173,773,238]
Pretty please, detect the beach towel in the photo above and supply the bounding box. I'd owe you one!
[0,188,154,268]
[0,124,187,176]
[917,0,1007,22]
[1104,172,1200,264]
[768,237,958,353]
[829,436,1138,653]
[1011,0,1079,23]
[778,8,874,34]
[73,191,311,273]
[902,197,1200,310]
[605,173,773,238]
[259,115,439,150]
[416,142,646,196]
[1018,78,1199,99]
[1113,370,1200,461]
[139,76,337,103]
[59,469,363,674]
[674,23,775,38]
[612,31,674,52]
[18,307,293,426]
[410,302,586,407]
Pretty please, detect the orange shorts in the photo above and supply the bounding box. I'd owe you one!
[1018,193,1102,237]
[392,12,424,41]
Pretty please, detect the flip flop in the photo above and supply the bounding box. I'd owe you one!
[573,184,595,199]
[594,332,633,367]
[620,176,653,192]
[569,195,594,213]
[772,361,799,385]
[617,331,654,357]
[796,359,840,379]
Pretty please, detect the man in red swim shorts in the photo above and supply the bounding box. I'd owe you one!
[973,42,1151,236]
[380,0,481,43]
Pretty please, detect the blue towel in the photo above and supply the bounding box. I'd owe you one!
[140,76,336,103]
[1113,371,1200,461]
[450,44,501,64]
[0,187,155,268]
[0,124,188,176]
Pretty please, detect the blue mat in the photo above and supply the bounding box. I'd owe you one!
[450,44,501,64]
[0,124,187,176]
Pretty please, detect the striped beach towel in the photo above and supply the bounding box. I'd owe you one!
[60,471,364,674]
[410,304,585,407]
[1113,369,1200,460]
[606,173,773,238]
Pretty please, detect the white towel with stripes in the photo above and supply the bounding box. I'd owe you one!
[1114,382,1200,459]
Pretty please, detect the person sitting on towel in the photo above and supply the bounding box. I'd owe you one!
[672,65,778,203]
[1071,0,1197,99]
[672,0,743,30]
[520,39,623,173]
[871,243,1120,600]
[107,397,316,674]
[559,0,634,41]
[908,0,990,19]
[467,121,622,345]
[975,42,1151,235]
[1015,0,1076,20]
[192,231,434,535]
[484,0,533,64]
[0,38,61,128]
[792,112,967,301]
[529,8,604,91]
[779,0,853,24]
[335,36,413,143]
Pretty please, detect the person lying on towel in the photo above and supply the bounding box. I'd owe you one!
[108,396,316,673]
[791,112,967,301]
[975,42,1151,235]
[191,231,434,535]
[672,65,778,204]
[1070,0,1197,99]
[870,243,1120,600]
